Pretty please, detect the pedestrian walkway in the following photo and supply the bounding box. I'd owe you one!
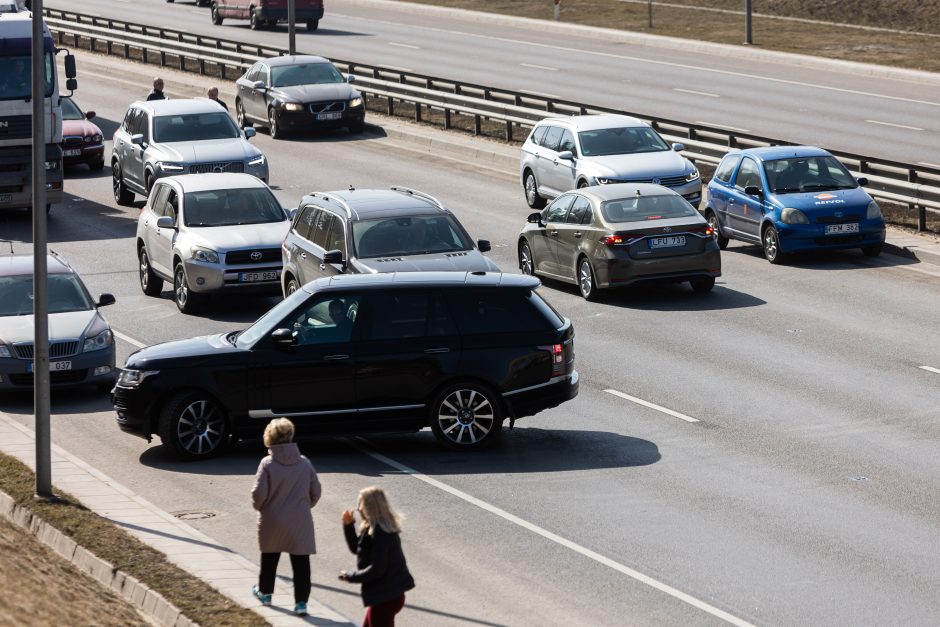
[0,413,354,627]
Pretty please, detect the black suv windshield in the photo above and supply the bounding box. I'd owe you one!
[235,287,310,348]
[765,156,858,194]
[353,215,473,258]
[271,63,344,87]
[0,274,93,316]
[184,188,286,227]
[602,195,696,222]
[578,127,670,157]
[153,112,241,143]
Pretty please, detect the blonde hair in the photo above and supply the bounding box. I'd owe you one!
[263,418,295,447]
[358,487,403,536]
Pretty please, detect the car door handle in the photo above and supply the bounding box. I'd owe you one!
[319,263,326,270]
[324,354,349,361]
[424,347,450,354]
[300,252,307,259]
[550,230,558,237]
[574,231,582,238]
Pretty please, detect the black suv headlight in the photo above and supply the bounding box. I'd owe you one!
[349,97,363,108]
[117,369,159,388]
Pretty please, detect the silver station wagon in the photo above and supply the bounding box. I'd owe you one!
[136,173,291,314]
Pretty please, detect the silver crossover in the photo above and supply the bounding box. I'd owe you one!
[520,114,701,210]
[136,173,290,314]
[112,98,268,205]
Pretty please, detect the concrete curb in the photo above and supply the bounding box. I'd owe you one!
[882,239,940,267]
[0,489,198,627]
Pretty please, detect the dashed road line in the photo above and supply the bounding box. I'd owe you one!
[865,119,924,131]
[604,389,700,423]
[695,121,750,133]
[675,88,719,98]
[388,42,420,49]
[114,330,147,349]
[520,63,558,71]
[919,366,940,375]
[352,440,753,627]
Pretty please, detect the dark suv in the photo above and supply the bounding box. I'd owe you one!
[113,272,578,460]
[281,186,498,297]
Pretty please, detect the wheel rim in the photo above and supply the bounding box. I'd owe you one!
[287,280,298,295]
[764,228,778,260]
[112,165,122,199]
[520,244,533,275]
[269,110,277,136]
[525,174,537,205]
[175,267,188,308]
[139,250,150,290]
[707,214,720,237]
[579,261,593,297]
[176,399,224,455]
[437,388,495,445]
[236,101,245,127]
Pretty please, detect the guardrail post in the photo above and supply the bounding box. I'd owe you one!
[859,159,870,174]
[387,97,395,116]
[444,109,451,130]
[547,100,554,113]
[474,114,481,136]
[506,121,513,142]
[415,103,422,123]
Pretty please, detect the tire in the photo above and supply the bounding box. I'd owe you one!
[235,99,251,128]
[173,263,200,314]
[144,171,154,196]
[112,161,134,206]
[284,276,300,297]
[861,243,883,257]
[307,19,319,31]
[429,381,503,450]
[268,107,283,139]
[250,9,261,30]
[210,4,223,25]
[762,225,787,264]
[139,247,164,296]
[158,391,229,460]
[578,257,600,301]
[524,171,546,209]
[690,276,716,293]
[577,180,589,189]
[518,240,536,276]
[705,210,729,250]
[90,159,105,172]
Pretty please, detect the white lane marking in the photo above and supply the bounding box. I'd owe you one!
[380,65,415,73]
[114,330,147,349]
[695,121,750,134]
[604,389,700,423]
[919,366,940,375]
[352,441,752,627]
[518,89,561,99]
[674,88,720,98]
[388,42,420,49]
[865,119,924,131]
[917,162,940,169]
[520,63,558,71]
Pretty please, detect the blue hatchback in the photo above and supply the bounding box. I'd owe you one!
[703,146,886,263]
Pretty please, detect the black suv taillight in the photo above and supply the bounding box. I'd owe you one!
[539,343,565,377]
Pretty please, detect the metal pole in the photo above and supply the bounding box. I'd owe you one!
[648,0,653,29]
[744,0,753,44]
[31,0,52,498]
[288,0,296,55]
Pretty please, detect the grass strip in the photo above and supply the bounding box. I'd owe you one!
[0,452,267,627]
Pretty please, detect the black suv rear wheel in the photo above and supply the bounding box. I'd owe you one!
[430,381,503,450]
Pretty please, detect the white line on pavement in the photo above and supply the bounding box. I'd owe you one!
[388,42,421,49]
[352,441,753,627]
[604,389,700,423]
[114,330,147,349]
[518,89,561,99]
[695,121,750,133]
[674,88,720,98]
[520,63,558,71]
[865,119,924,131]
[919,366,940,375]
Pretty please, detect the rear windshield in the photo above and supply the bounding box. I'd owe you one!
[184,188,286,227]
[0,273,93,316]
[271,63,344,87]
[764,155,858,194]
[353,215,472,258]
[578,126,670,157]
[602,195,697,222]
[153,112,241,143]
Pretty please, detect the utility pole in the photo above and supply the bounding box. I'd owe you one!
[31,0,52,499]
[288,0,296,55]
[744,0,753,44]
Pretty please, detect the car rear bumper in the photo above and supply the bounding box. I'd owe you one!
[503,370,579,419]
[258,7,325,21]
[596,247,721,288]
[775,220,886,253]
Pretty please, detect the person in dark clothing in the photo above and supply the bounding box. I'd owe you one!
[207,86,229,112]
[146,77,166,101]
[339,487,415,627]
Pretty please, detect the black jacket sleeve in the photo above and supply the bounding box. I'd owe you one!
[343,522,359,554]
[344,529,391,584]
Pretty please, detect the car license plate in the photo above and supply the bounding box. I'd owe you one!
[63,149,82,157]
[316,112,342,121]
[0,193,12,203]
[240,271,278,283]
[825,223,859,235]
[27,360,72,373]
[649,236,686,249]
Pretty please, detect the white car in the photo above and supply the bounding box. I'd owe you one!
[135,173,291,314]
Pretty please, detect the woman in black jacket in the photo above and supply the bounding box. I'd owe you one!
[339,487,415,627]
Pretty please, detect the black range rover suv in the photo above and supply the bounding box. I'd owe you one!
[113,271,578,460]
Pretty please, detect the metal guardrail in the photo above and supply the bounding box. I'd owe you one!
[46,8,940,228]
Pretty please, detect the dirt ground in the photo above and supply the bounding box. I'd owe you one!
[0,517,150,627]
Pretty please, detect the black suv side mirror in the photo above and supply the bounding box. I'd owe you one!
[477,239,491,253]
[744,185,762,197]
[96,293,115,307]
[527,212,543,225]
[323,249,344,265]
[856,177,869,186]
[271,328,295,347]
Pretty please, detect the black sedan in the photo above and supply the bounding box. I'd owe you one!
[234,55,365,138]
[517,183,721,300]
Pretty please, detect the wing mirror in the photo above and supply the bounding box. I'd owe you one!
[130,134,145,146]
[744,185,762,197]
[856,176,869,186]
[252,80,266,91]
[85,111,96,120]
[477,239,491,253]
[286,207,297,220]
[672,142,685,152]
[557,150,574,160]
[346,74,357,83]
[323,249,344,265]
[244,127,257,139]
[96,293,115,307]
[527,211,543,224]
[271,328,295,347]
[156,216,175,229]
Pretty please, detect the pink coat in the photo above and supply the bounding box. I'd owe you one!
[251,443,322,555]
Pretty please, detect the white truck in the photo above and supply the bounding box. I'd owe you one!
[0,2,77,213]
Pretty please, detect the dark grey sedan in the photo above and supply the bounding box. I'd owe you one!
[517,183,721,300]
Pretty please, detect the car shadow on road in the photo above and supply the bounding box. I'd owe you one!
[138,427,661,476]
[0,387,113,416]
[0,193,137,244]
[724,242,919,270]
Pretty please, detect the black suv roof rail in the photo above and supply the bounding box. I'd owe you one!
[390,186,446,210]
[308,191,359,220]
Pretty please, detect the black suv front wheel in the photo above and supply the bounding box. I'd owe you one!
[430,382,503,450]
[158,391,229,460]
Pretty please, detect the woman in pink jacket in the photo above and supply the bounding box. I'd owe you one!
[251,418,322,616]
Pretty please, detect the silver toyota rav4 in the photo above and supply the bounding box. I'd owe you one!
[520,114,701,209]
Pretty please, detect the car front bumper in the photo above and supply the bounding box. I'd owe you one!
[274,105,365,131]
[0,348,115,391]
[775,219,886,253]
[62,143,105,167]
[183,258,283,295]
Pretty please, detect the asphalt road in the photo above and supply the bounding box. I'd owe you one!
[46,0,940,167]
[3,56,940,626]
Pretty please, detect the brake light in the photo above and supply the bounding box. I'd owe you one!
[689,225,715,236]
[539,343,566,376]
[600,235,624,246]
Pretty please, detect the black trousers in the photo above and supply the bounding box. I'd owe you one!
[259,552,311,603]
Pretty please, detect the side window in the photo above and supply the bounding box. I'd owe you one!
[165,189,179,222]
[260,65,271,87]
[149,184,169,216]
[713,154,741,183]
[293,205,317,241]
[558,130,576,154]
[364,291,429,341]
[245,64,261,83]
[566,196,592,224]
[290,295,361,346]
[447,289,555,335]
[543,195,575,223]
[542,126,564,151]
[734,157,762,192]
[132,111,150,143]
[326,215,347,256]
[530,125,548,147]
[122,108,138,133]
[311,210,334,250]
